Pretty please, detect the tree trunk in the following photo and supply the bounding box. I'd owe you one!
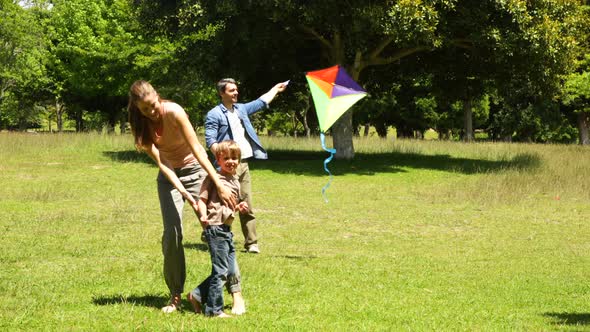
[331,59,359,160]
[332,111,355,160]
[463,97,474,142]
[292,112,298,138]
[303,113,310,138]
[48,114,52,132]
[363,123,370,136]
[398,127,413,138]
[375,122,388,138]
[57,112,63,132]
[56,99,64,132]
[18,119,26,131]
[0,89,4,129]
[300,92,311,138]
[107,119,116,134]
[578,111,590,145]
[75,110,84,132]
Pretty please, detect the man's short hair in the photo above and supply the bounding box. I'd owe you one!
[216,78,237,94]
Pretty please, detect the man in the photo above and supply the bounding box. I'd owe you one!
[205,78,287,254]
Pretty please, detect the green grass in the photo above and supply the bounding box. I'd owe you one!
[1,132,589,331]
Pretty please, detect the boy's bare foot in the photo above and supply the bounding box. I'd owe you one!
[214,312,232,318]
[231,292,246,315]
[187,292,202,314]
[161,293,181,313]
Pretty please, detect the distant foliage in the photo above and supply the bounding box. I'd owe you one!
[0,0,587,145]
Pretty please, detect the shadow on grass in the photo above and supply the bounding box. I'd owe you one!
[92,294,167,309]
[93,294,205,312]
[184,242,209,252]
[544,312,590,326]
[250,149,541,176]
[276,255,318,260]
[264,254,318,260]
[103,150,154,165]
[104,149,540,176]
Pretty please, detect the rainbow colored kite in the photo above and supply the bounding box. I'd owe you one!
[305,65,368,133]
[305,65,367,202]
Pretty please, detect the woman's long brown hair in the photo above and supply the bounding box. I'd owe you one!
[128,80,157,150]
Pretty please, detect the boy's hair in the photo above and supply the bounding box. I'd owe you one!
[215,140,241,161]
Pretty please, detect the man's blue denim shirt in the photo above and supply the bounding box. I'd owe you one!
[205,98,268,160]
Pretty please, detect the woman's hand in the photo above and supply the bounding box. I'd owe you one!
[236,201,249,214]
[217,185,236,210]
[199,217,209,230]
[180,189,197,206]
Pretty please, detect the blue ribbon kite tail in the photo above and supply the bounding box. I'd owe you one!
[320,132,336,203]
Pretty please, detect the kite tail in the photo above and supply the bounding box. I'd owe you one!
[320,132,336,203]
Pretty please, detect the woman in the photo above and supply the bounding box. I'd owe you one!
[128,80,244,314]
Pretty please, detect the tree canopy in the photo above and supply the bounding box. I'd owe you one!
[1,0,589,149]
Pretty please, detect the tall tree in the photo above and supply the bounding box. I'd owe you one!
[46,0,162,132]
[561,4,590,144]
[563,57,590,145]
[245,0,450,157]
[135,0,456,157]
[0,0,49,130]
[144,0,580,157]
[423,1,578,142]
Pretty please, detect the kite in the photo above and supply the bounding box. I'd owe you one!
[305,65,367,202]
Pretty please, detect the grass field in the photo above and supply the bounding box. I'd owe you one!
[1,132,589,331]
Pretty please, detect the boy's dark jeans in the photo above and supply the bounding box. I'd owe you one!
[198,224,237,316]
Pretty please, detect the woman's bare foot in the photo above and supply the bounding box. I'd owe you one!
[187,292,202,314]
[231,292,246,315]
[161,294,181,313]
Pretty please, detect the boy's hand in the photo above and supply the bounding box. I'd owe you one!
[236,201,249,214]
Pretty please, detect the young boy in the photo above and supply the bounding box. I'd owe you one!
[187,140,249,318]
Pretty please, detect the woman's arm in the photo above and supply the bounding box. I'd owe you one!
[175,108,236,209]
[197,197,208,229]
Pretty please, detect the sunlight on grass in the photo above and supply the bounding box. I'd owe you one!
[1,132,589,330]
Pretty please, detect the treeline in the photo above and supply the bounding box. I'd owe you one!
[1,0,589,156]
